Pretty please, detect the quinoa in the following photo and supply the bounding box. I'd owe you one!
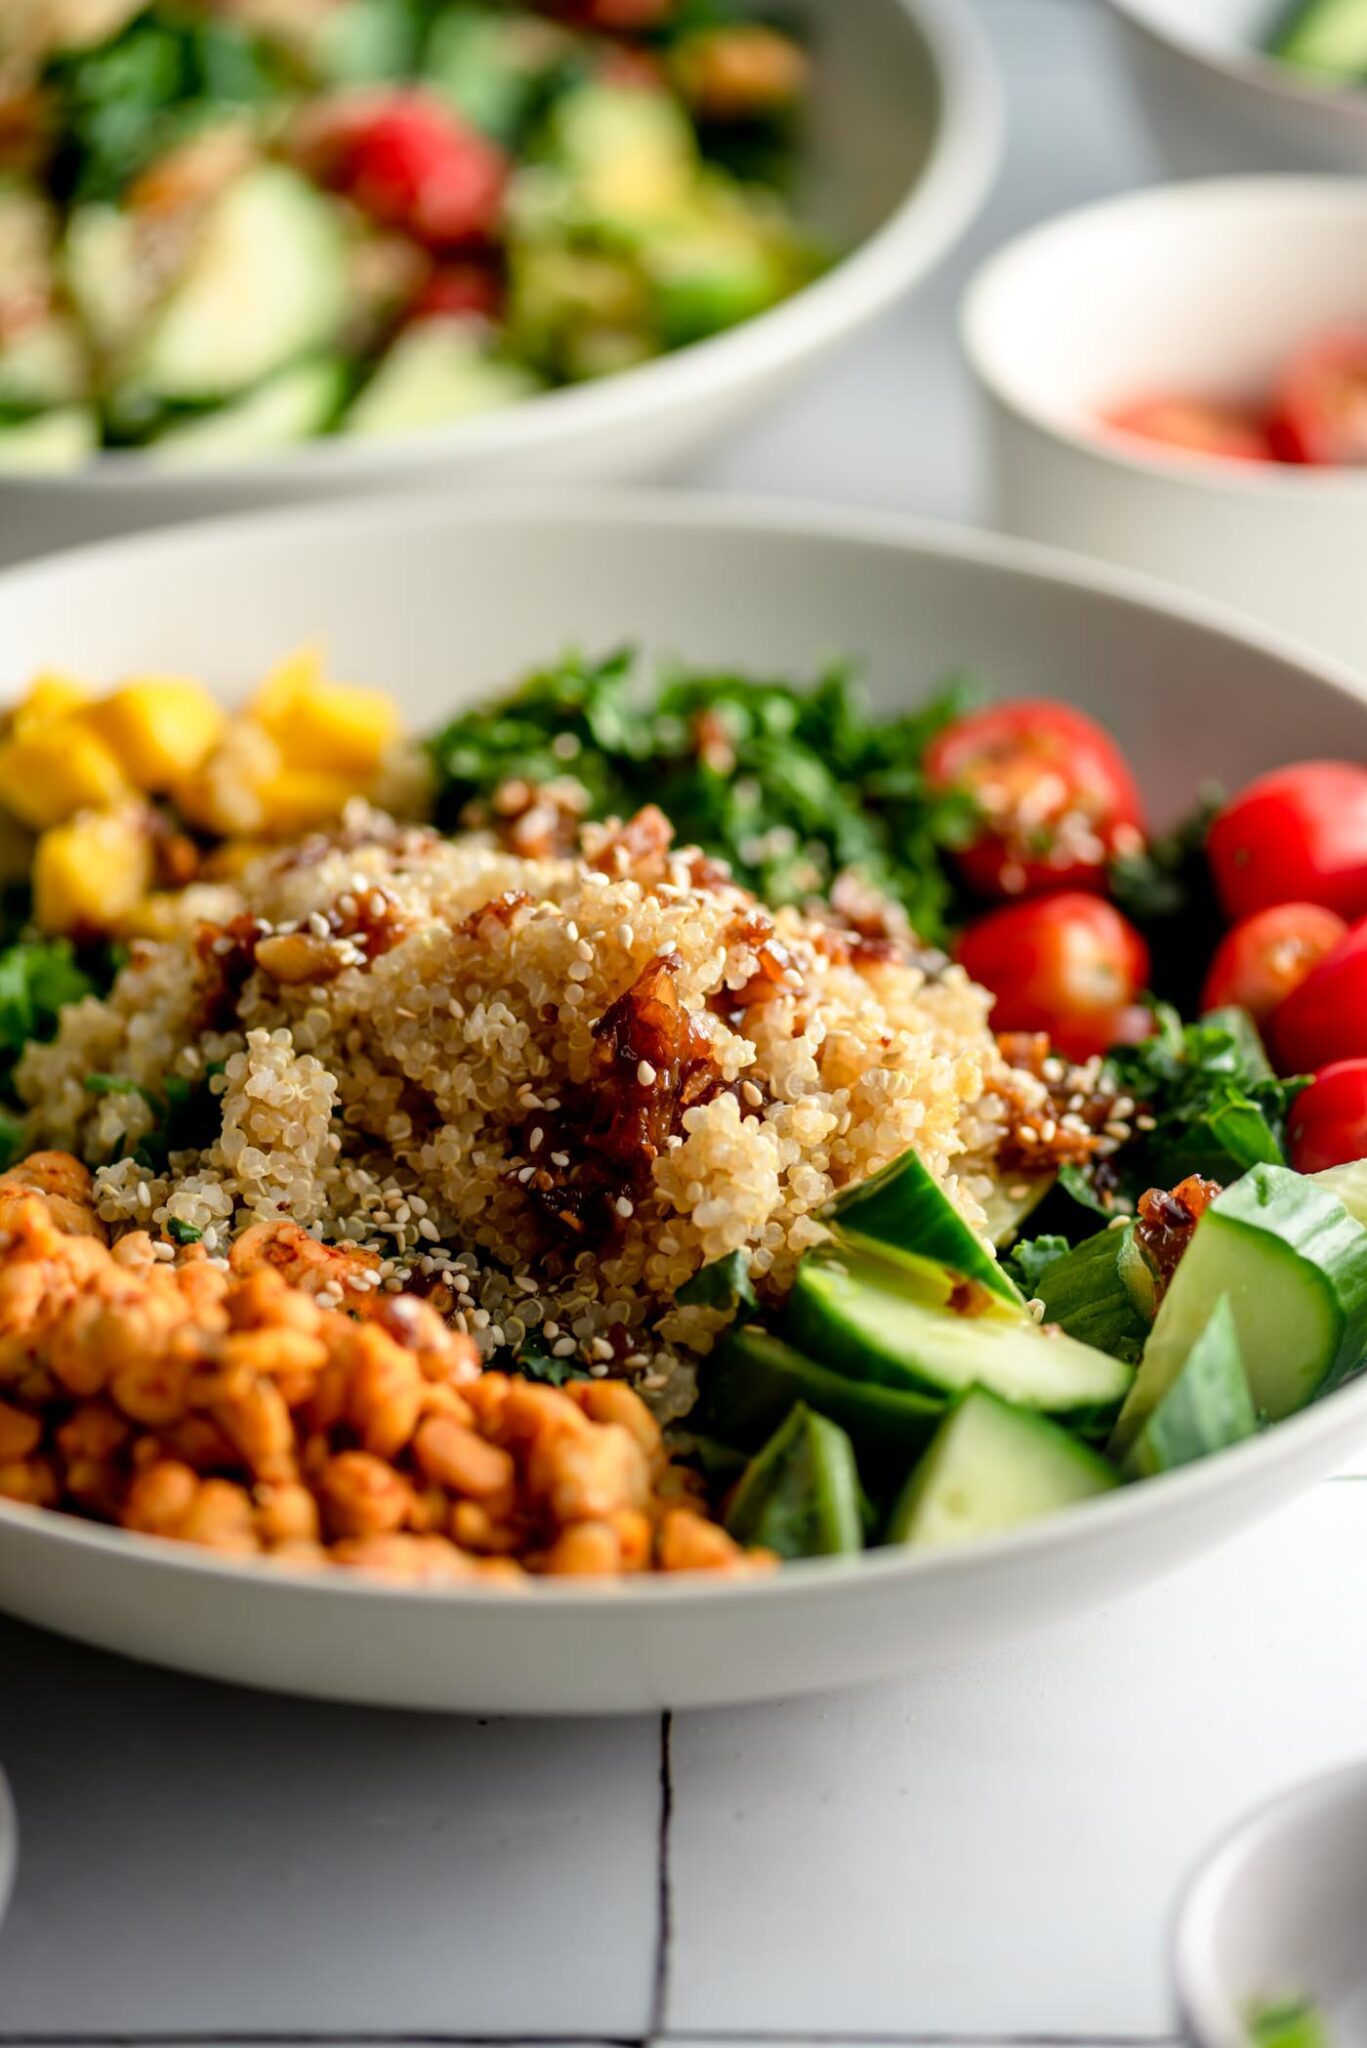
[16,802,1017,1414]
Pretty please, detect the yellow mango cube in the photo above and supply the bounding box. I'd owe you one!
[33,809,154,935]
[13,671,92,737]
[0,721,131,831]
[86,676,226,789]
[252,645,399,776]
[256,765,362,835]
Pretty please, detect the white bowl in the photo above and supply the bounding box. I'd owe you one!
[963,177,1367,675]
[0,1766,14,1938]
[1,488,1367,1714]
[0,0,999,569]
[1104,0,1367,177]
[1175,1761,1367,2048]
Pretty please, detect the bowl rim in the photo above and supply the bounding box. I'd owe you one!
[0,482,1365,1614]
[4,0,1001,498]
[1172,1757,1367,2048]
[1102,0,1367,126]
[0,1764,14,1936]
[961,174,1367,500]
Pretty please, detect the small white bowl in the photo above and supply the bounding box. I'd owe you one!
[1104,0,1367,177]
[1175,1760,1367,2048]
[0,0,1000,568]
[962,177,1367,674]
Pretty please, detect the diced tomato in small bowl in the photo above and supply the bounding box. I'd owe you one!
[1103,396,1274,464]
[1267,332,1367,467]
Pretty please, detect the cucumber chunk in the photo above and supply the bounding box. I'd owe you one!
[981,1172,1056,1248]
[0,407,97,471]
[127,166,349,402]
[827,1145,1026,1310]
[148,358,348,464]
[887,1387,1118,1551]
[701,1325,943,1476]
[725,1403,863,1559]
[788,1245,1133,1427]
[343,320,540,438]
[1312,1159,1367,1231]
[1270,0,1367,77]
[1034,1221,1154,1363]
[1122,1294,1258,1478]
[0,319,88,411]
[1111,1163,1367,1456]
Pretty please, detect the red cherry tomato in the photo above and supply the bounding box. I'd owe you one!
[1288,1060,1367,1174]
[956,892,1151,1062]
[1207,762,1367,923]
[1199,902,1348,1030]
[311,93,507,249]
[925,699,1146,900]
[1271,918,1367,1074]
[1266,332,1367,467]
[1103,397,1273,465]
[410,262,503,323]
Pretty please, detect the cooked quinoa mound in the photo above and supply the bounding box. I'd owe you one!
[16,801,1014,1415]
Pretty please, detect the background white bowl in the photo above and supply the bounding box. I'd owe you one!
[0,0,999,569]
[1104,0,1367,176]
[963,177,1367,675]
[1,490,1366,1714]
[1175,1761,1367,2048]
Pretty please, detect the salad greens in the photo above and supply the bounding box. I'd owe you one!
[429,650,979,945]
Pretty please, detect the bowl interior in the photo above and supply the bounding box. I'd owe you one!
[1116,0,1292,65]
[793,0,943,242]
[1177,1766,1367,2048]
[967,181,1367,440]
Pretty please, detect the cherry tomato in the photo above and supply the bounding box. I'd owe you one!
[1271,918,1367,1074]
[1199,901,1348,1030]
[1288,1060,1367,1174]
[1207,762,1367,923]
[1103,397,1273,465]
[410,262,503,323]
[311,93,508,249]
[925,699,1145,900]
[956,892,1151,1062]
[1266,332,1367,467]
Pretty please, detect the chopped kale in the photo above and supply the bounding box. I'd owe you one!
[85,1063,225,1174]
[0,1107,25,1173]
[511,1339,589,1387]
[1001,1233,1070,1296]
[1109,789,1224,1012]
[166,1217,203,1246]
[428,648,979,946]
[0,938,95,1086]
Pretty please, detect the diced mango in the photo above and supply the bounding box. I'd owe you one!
[33,809,154,935]
[13,672,92,737]
[255,765,362,835]
[252,645,399,776]
[85,676,226,789]
[0,721,131,831]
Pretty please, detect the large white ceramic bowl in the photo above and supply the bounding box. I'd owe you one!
[1175,1761,1367,2048]
[0,0,999,569]
[1104,0,1367,177]
[2,491,1367,1715]
[963,178,1367,676]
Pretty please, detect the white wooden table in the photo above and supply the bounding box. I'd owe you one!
[4,4,1366,2041]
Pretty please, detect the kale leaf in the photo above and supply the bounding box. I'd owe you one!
[1000,1232,1070,1296]
[0,938,95,1088]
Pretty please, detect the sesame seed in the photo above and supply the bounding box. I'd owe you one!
[637,1060,657,1086]
[615,1196,634,1219]
[552,1337,577,1358]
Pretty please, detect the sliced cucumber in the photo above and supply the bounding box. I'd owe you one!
[1035,1221,1154,1363]
[1111,1163,1367,1456]
[1312,1159,1367,1231]
[424,7,570,143]
[643,208,789,348]
[826,1145,1026,1311]
[148,358,348,464]
[535,82,697,232]
[0,407,97,472]
[701,1325,943,1476]
[887,1387,1117,1551]
[343,320,540,439]
[63,205,148,362]
[1270,0,1367,78]
[0,318,88,411]
[981,1172,1056,1248]
[126,167,349,403]
[725,1403,863,1559]
[787,1245,1133,1428]
[1122,1294,1257,1479]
